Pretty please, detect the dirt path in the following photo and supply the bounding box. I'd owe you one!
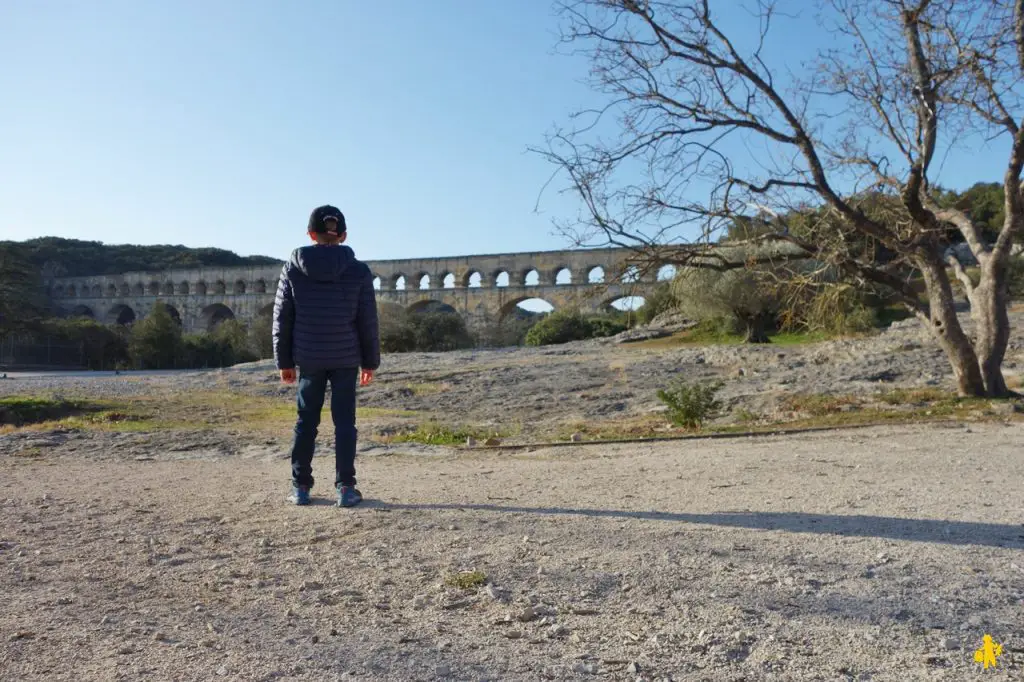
[1,421,1022,681]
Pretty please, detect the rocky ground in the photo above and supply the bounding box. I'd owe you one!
[1,313,1024,680]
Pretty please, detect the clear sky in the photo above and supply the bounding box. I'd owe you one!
[0,1,1011,264]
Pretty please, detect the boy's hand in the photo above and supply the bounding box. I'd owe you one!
[280,368,297,385]
[359,369,374,386]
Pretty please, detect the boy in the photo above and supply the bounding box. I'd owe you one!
[273,204,380,507]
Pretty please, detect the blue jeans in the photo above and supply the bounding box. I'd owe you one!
[290,367,359,489]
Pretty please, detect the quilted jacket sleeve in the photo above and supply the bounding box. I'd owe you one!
[356,265,380,371]
[272,264,295,370]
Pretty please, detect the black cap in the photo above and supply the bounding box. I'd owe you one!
[308,205,347,235]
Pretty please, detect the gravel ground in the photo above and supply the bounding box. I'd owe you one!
[1,314,1023,680]
[1,423,1022,681]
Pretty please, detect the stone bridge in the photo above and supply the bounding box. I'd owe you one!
[48,247,670,333]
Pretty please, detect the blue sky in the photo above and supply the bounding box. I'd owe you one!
[0,1,1011,263]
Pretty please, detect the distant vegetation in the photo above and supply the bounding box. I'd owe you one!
[2,237,281,278]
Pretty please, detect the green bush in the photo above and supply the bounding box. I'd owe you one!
[656,380,723,429]
[780,283,879,336]
[1008,257,1024,299]
[128,302,183,369]
[524,310,593,346]
[587,316,628,338]
[379,308,474,353]
[672,265,781,343]
[248,313,274,359]
[43,317,129,370]
[177,320,257,368]
[411,312,475,352]
[639,283,678,325]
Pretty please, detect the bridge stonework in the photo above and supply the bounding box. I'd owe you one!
[47,248,661,333]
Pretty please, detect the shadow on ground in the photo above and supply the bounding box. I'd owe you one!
[376,502,1024,549]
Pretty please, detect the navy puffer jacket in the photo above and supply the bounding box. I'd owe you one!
[272,244,380,371]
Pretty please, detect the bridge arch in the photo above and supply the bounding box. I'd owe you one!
[463,270,483,288]
[90,284,102,297]
[523,268,540,286]
[372,276,381,290]
[161,281,175,296]
[70,304,94,319]
[147,281,160,296]
[441,272,456,289]
[587,266,605,283]
[254,279,267,294]
[498,296,556,320]
[213,280,226,295]
[132,283,144,297]
[234,279,247,295]
[66,284,77,297]
[493,270,510,287]
[177,281,190,295]
[106,283,118,298]
[201,303,235,330]
[415,273,431,290]
[107,304,136,326]
[392,274,407,291]
[166,304,183,325]
[554,267,572,285]
[196,281,208,296]
[603,295,647,313]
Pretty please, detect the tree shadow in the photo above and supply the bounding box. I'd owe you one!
[380,503,1024,549]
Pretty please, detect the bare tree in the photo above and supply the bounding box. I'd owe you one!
[538,0,1024,397]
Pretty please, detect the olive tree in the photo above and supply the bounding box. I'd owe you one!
[539,0,1024,397]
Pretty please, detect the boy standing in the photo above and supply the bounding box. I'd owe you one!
[273,204,380,507]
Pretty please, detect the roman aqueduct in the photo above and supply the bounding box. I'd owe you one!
[47,247,671,332]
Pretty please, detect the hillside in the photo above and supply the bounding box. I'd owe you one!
[2,237,281,278]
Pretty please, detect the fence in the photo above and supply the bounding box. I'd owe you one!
[0,335,87,370]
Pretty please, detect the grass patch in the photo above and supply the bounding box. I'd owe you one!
[0,390,419,434]
[876,387,949,405]
[782,393,862,416]
[404,382,450,396]
[388,421,506,446]
[0,396,100,426]
[444,570,487,590]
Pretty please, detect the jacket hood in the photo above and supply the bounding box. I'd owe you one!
[289,244,356,282]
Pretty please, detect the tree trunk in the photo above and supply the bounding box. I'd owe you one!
[917,254,987,397]
[740,313,772,344]
[970,256,1012,397]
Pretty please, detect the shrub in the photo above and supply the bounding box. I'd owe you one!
[1008,257,1024,299]
[524,310,593,346]
[476,315,540,348]
[128,302,183,369]
[410,312,475,352]
[248,313,274,359]
[656,380,723,429]
[587,316,628,338]
[672,264,781,343]
[379,308,475,353]
[639,283,678,325]
[380,314,418,353]
[43,317,129,370]
[779,282,879,336]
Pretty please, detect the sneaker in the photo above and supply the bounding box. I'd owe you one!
[289,485,311,506]
[336,485,362,508]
